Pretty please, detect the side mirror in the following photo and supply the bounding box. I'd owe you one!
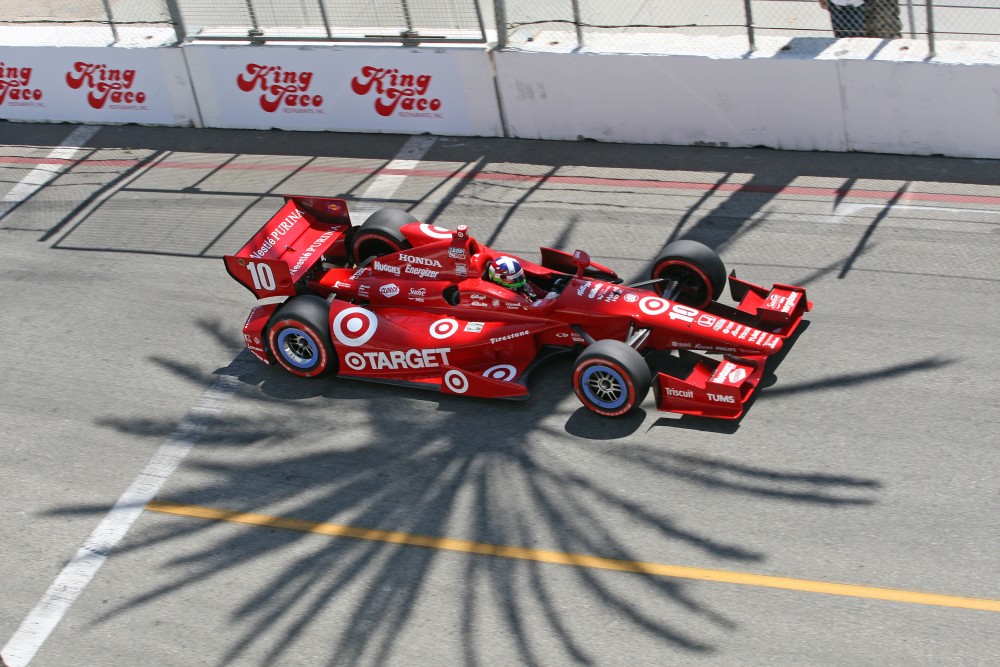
[572,249,591,277]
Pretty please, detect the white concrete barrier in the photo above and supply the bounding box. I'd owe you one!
[0,46,199,126]
[2,34,999,158]
[182,44,503,137]
[493,35,1000,159]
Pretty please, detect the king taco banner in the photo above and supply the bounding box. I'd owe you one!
[186,45,474,134]
[0,47,190,125]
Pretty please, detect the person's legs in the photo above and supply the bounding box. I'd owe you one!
[864,0,902,38]
[829,4,865,37]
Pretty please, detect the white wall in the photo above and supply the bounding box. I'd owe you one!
[1,37,999,159]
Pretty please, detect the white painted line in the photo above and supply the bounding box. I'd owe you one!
[1,354,254,667]
[349,135,438,222]
[1,133,438,667]
[0,125,101,221]
[834,202,997,216]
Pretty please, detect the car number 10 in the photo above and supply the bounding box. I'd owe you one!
[668,303,699,323]
[247,261,276,291]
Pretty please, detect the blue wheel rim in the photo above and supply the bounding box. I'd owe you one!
[277,327,320,370]
[580,364,628,410]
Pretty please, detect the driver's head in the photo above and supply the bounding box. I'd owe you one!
[488,256,526,290]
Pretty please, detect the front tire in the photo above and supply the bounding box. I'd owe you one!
[572,340,651,417]
[352,208,415,266]
[650,240,727,309]
[267,296,337,378]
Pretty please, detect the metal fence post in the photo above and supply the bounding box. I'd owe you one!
[163,0,187,44]
[100,0,119,44]
[571,0,584,49]
[493,0,507,48]
[743,0,755,52]
[926,0,936,57]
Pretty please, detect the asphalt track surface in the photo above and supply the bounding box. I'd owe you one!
[1,122,999,666]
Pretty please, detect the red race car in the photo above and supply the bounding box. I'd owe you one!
[224,196,811,419]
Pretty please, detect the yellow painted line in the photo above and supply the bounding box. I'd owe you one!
[146,500,1000,613]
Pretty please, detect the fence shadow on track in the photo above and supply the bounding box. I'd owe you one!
[36,318,890,665]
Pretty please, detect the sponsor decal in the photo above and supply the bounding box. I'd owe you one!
[399,254,442,267]
[409,287,427,297]
[357,284,370,298]
[663,387,695,399]
[444,370,469,394]
[728,368,748,384]
[332,307,378,347]
[708,393,736,404]
[236,64,323,114]
[430,318,459,339]
[713,319,726,332]
[711,361,737,384]
[65,62,148,110]
[448,247,466,259]
[469,301,488,307]
[483,364,517,382]
[764,334,781,350]
[405,264,438,279]
[749,330,761,343]
[419,223,452,239]
[351,66,443,118]
[343,347,451,371]
[767,293,786,311]
[588,285,602,299]
[373,260,401,276]
[698,314,717,327]
[379,283,400,298]
[624,293,638,303]
[739,328,750,340]
[471,294,487,301]
[577,281,592,297]
[249,208,305,259]
[351,267,367,280]
[334,281,353,290]
[463,322,484,333]
[671,341,692,348]
[639,296,670,316]
[783,291,799,314]
[0,63,43,106]
[491,299,500,307]
[490,330,530,345]
[289,230,336,275]
[455,264,467,277]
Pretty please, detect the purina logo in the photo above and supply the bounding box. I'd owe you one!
[0,63,43,106]
[350,66,443,118]
[65,62,148,110]
[236,64,324,114]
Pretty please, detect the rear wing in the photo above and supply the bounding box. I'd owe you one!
[224,196,352,299]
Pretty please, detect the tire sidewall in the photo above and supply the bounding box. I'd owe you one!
[572,340,652,417]
[573,357,639,417]
[266,296,337,378]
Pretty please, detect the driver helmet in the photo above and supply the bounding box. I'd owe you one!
[488,256,526,290]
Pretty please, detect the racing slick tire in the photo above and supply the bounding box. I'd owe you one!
[650,239,727,309]
[266,296,338,378]
[352,208,415,266]
[572,340,651,417]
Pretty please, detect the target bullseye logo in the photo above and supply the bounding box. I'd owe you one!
[444,370,469,394]
[483,364,517,382]
[333,307,378,347]
[639,296,670,316]
[344,352,366,370]
[419,223,452,239]
[429,318,459,339]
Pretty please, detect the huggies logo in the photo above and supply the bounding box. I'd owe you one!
[236,64,324,114]
[350,67,443,118]
[0,63,43,106]
[65,62,148,110]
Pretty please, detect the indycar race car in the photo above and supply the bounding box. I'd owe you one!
[224,196,812,419]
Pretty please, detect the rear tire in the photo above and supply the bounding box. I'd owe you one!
[572,340,651,417]
[650,240,726,309]
[352,208,415,265]
[267,296,337,378]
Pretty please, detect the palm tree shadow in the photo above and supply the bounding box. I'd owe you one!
[40,316,889,665]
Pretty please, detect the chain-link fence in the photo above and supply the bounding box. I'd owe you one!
[3,0,1000,51]
[502,0,1000,54]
